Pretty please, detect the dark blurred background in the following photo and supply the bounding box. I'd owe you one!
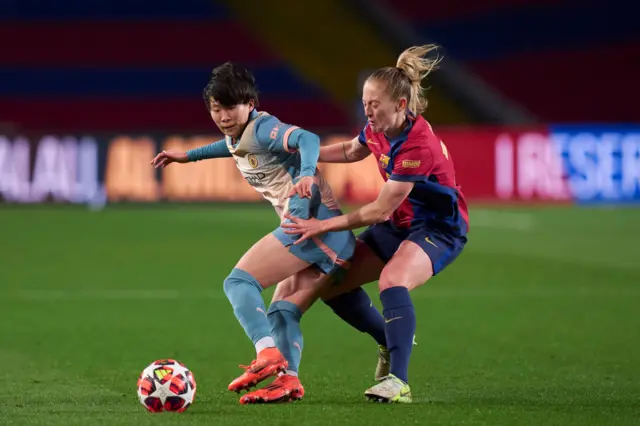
[1,0,638,136]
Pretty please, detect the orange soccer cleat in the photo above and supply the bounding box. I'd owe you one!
[228,347,288,393]
[239,374,305,404]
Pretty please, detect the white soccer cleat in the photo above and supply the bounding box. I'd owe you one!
[365,374,412,403]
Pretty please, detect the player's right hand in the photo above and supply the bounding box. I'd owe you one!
[288,176,316,199]
[150,150,189,168]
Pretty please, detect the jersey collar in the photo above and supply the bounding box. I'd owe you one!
[232,108,260,144]
[384,112,415,146]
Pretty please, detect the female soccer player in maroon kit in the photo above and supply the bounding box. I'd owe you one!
[284,45,469,403]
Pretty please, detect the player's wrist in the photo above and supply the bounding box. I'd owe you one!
[322,215,344,233]
[319,219,331,234]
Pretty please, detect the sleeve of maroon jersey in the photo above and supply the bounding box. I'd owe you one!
[389,142,434,182]
[357,124,368,146]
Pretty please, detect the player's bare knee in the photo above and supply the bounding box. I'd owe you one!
[273,282,317,313]
[378,266,409,292]
[273,285,306,308]
[273,269,327,313]
[288,283,326,313]
[272,277,295,302]
[280,292,317,314]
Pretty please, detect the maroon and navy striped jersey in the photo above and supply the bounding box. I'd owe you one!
[359,114,469,235]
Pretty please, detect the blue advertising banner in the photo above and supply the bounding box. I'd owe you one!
[550,126,640,204]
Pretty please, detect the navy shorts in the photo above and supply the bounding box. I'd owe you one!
[358,221,466,275]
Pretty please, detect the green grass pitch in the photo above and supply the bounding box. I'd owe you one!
[1,204,639,425]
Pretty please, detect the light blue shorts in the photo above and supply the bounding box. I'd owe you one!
[272,192,355,276]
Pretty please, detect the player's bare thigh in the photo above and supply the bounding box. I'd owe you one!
[235,233,310,289]
[378,240,434,292]
[320,240,386,301]
[271,266,329,313]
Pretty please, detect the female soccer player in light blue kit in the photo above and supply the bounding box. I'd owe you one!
[151,63,389,404]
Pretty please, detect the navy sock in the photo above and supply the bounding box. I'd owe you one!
[380,287,415,383]
[325,288,387,347]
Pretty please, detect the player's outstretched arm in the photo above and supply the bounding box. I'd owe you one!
[186,139,231,161]
[319,137,371,163]
[282,179,414,243]
[150,139,230,168]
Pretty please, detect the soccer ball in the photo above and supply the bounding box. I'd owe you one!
[136,359,196,413]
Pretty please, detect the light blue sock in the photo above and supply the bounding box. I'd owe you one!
[223,268,273,348]
[267,300,303,375]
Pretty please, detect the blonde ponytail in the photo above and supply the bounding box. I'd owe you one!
[396,45,441,113]
[368,44,442,114]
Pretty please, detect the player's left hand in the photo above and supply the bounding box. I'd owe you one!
[281,213,325,244]
[289,176,316,199]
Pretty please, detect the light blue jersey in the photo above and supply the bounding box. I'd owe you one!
[187,109,355,275]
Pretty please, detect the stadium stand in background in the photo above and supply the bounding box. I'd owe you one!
[375,0,640,123]
[0,0,638,134]
[0,0,351,133]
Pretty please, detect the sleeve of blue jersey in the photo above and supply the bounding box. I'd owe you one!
[255,116,320,177]
[255,116,298,153]
[186,139,230,161]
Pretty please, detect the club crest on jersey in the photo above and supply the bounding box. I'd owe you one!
[247,154,259,169]
[379,154,390,169]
